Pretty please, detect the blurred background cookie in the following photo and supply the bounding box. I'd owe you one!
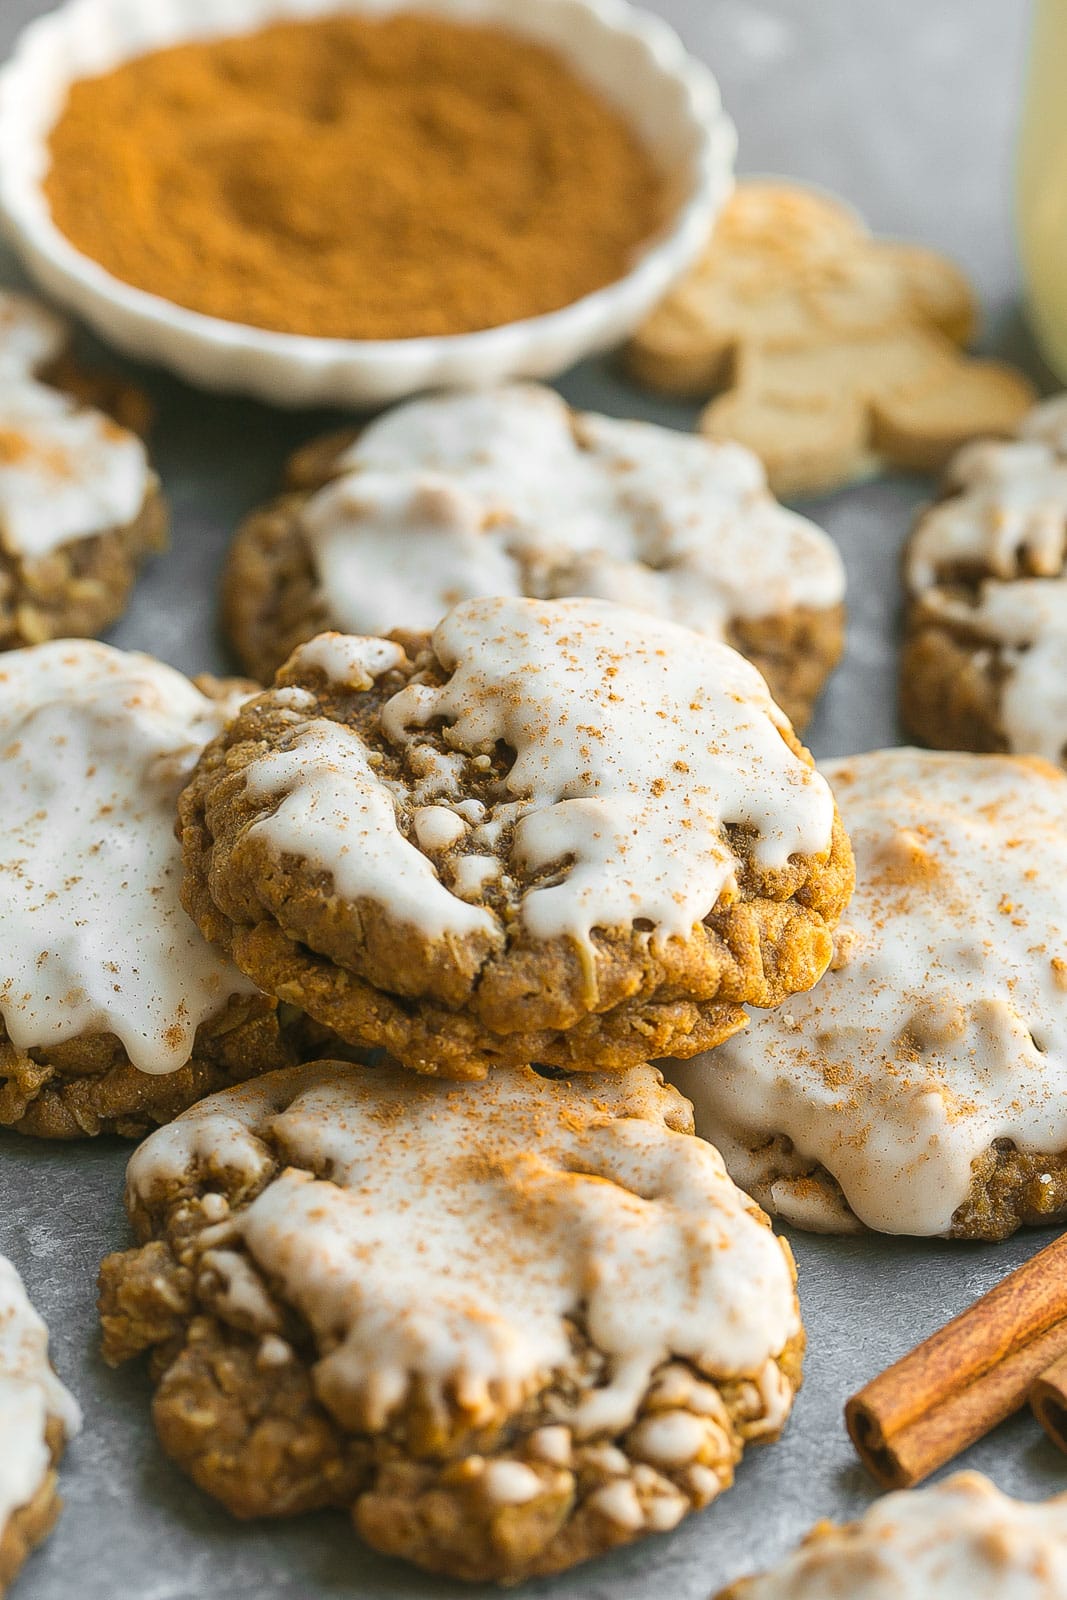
[225,384,846,730]
[714,1473,1067,1597]
[671,747,1067,1240]
[179,598,853,1078]
[100,1059,802,1583]
[0,1254,80,1595]
[0,640,296,1137]
[0,290,164,651]
[902,394,1067,763]
[626,181,1035,498]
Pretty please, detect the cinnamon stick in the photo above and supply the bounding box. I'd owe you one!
[1031,1351,1067,1455]
[845,1231,1067,1489]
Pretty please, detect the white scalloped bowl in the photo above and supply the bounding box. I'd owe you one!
[0,0,735,408]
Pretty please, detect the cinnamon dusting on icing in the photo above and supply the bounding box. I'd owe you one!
[672,748,1067,1236]
[247,598,835,949]
[127,1060,799,1438]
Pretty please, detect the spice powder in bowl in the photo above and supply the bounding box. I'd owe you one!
[42,11,667,341]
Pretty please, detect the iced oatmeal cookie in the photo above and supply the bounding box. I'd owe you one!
[715,1473,1067,1598]
[902,394,1067,763]
[99,1059,803,1583]
[179,596,853,1078]
[0,640,295,1138]
[0,1255,81,1595]
[223,384,846,728]
[671,747,1067,1240]
[626,182,1034,498]
[0,290,166,649]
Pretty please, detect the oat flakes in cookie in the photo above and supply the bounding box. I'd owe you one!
[223,384,846,729]
[179,596,854,1078]
[626,182,1035,498]
[0,640,296,1137]
[672,747,1067,1240]
[99,1058,803,1583]
[715,1473,1067,1599]
[0,290,165,649]
[902,394,1067,762]
[0,1255,80,1596]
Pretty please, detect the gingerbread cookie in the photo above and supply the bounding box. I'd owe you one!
[100,1058,802,1583]
[626,182,1035,498]
[716,1473,1067,1599]
[179,597,854,1079]
[0,290,165,649]
[224,384,846,728]
[0,640,297,1137]
[672,747,1067,1240]
[0,1255,80,1595]
[902,394,1067,762]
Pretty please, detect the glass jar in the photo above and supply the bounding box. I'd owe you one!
[1018,0,1067,380]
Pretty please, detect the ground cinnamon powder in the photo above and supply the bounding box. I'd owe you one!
[45,12,665,340]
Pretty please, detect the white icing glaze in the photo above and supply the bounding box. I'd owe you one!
[0,640,258,1073]
[629,1410,710,1466]
[412,805,466,851]
[243,720,497,943]
[0,1254,81,1538]
[0,291,68,380]
[301,384,844,639]
[127,1061,799,1439]
[908,439,1067,591]
[725,1473,1067,1599]
[286,631,406,688]
[0,291,150,560]
[450,854,501,900]
[590,1480,644,1529]
[256,599,834,949]
[527,1425,570,1465]
[0,380,150,560]
[671,747,1067,1237]
[482,1461,543,1505]
[922,579,1067,762]
[907,395,1067,761]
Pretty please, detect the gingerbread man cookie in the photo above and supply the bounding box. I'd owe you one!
[627,182,1035,498]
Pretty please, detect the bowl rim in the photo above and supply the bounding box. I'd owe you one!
[0,0,736,364]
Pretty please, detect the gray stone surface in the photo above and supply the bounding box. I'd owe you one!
[0,2,1064,1597]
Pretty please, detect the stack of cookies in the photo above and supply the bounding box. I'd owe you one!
[34,585,850,1583]
[626,180,1035,498]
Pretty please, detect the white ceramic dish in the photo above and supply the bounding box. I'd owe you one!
[0,0,735,408]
